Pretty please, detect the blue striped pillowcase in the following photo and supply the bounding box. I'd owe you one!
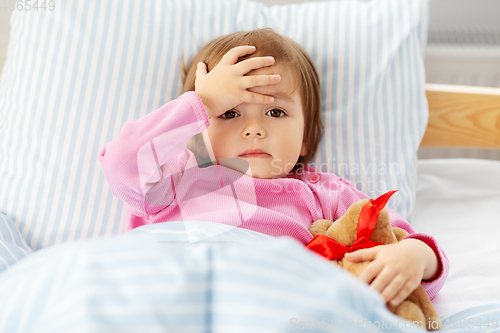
[0,0,429,251]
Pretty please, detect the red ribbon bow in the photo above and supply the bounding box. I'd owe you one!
[306,190,398,260]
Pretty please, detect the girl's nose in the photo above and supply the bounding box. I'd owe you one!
[245,130,262,137]
[243,123,266,138]
[241,107,266,138]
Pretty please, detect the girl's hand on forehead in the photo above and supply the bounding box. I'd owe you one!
[195,45,281,119]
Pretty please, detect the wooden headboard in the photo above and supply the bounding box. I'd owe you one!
[1,74,499,148]
[421,84,500,148]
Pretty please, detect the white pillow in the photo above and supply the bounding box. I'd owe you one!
[0,0,429,250]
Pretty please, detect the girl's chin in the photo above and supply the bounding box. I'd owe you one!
[216,157,251,174]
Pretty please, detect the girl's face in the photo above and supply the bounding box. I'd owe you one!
[202,65,307,179]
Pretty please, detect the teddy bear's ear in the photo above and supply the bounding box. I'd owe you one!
[341,199,370,226]
[320,198,371,246]
[369,209,398,244]
[349,199,371,214]
[391,227,409,242]
[309,219,333,237]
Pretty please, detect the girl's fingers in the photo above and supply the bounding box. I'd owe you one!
[390,279,419,306]
[242,74,281,89]
[235,56,275,75]
[220,45,257,65]
[358,260,383,285]
[346,246,379,263]
[380,275,406,305]
[369,269,397,299]
[242,91,275,105]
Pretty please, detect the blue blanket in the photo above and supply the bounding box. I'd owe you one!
[0,221,424,332]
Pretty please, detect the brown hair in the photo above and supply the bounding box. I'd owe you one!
[181,28,323,174]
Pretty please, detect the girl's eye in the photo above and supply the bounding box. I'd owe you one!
[266,108,287,117]
[219,110,240,119]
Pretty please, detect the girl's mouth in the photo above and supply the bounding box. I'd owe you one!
[240,153,272,158]
[239,148,271,158]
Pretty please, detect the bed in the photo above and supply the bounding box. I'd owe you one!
[414,84,500,330]
[0,0,499,332]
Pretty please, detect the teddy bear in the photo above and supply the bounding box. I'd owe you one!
[306,190,441,331]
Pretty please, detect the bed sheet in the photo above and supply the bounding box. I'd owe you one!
[412,158,500,328]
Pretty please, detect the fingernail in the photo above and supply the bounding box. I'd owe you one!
[269,97,274,102]
[274,74,280,81]
[268,57,275,63]
[250,46,256,50]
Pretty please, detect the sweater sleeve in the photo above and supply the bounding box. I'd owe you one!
[333,177,449,300]
[97,91,210,218]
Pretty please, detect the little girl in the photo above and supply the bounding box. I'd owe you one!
[98,29,448,308]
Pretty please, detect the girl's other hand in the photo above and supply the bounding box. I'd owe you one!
[344,239,438,307]
[194,45,281,119]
